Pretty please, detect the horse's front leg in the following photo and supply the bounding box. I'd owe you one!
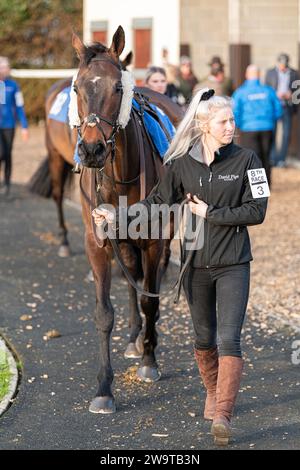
[137,240,164,383]
[86,234,116,414]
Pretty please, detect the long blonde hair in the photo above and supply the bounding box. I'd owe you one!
[164,89,233,164]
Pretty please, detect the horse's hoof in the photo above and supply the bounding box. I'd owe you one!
[89,396,116,414]
[124,342,142,359]
[58,245,71,258]
[86,269,94,282]
[137,366,161,383]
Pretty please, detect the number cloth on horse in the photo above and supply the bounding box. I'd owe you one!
[48,86,71,123]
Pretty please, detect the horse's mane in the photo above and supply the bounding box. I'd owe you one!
[82,43,108,65]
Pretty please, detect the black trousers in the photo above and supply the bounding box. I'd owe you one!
[0,128,15,187]
[183,263,250,357]
[241,130,273,186]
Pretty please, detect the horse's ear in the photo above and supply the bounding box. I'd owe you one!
[72,33,84,59]
[121,51,133,69]
[108,26,125,58]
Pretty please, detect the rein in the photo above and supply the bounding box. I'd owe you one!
[80,165,197,303]
[79,168,168,299]
[102,171,140,185]
[96,189,197,304]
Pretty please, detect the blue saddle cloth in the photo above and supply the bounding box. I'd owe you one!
[48,86,71,123]
[132,98,175,158]
[48,86,81,164]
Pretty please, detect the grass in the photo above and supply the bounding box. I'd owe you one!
[0,350,11,402]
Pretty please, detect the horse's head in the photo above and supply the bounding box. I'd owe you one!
[72,26,128,168]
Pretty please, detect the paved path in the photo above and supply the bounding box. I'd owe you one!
[0,185,299,450]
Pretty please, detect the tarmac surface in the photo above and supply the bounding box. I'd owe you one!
[0,183,300,450]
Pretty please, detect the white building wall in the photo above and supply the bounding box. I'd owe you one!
[83,0,180,66]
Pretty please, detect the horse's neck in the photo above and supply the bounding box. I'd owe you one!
[104,121,139,183]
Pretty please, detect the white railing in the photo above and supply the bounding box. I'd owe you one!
[11,69,77,79]
[10,67,145,80]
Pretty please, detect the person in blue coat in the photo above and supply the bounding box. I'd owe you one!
[0,56,29,195]
[233,65,282,185]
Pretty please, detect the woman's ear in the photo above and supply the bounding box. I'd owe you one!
[199,123,209,133]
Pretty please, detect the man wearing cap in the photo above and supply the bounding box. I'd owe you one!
[265,53,299,167]
[209,56,228,78]
[194,56,233,97]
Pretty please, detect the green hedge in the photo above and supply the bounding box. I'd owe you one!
[15,77,59,123]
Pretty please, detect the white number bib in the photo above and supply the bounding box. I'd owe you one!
[247,168,270,198]
[49,92,68,116]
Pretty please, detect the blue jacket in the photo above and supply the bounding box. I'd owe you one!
[0,78,28,129]
[233,79,282,132]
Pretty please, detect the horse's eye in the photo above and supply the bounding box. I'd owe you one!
[73,85,78,94]
[115,82,123,93]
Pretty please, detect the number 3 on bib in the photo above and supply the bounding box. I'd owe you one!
[247,168,270,198]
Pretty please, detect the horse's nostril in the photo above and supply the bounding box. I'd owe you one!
[94,142,105,156]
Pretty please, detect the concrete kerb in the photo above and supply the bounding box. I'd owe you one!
[0,336,19,416]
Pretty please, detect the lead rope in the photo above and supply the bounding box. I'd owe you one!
[97,195,201,303]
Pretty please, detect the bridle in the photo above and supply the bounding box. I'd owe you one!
[75,56,123,164]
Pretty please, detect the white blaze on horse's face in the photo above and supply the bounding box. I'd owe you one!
[90,76,102,84]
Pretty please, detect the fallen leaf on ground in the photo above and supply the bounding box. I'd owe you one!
[43,329,61,340]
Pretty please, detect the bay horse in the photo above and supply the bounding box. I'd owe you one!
[29,55,181,261]
[29,55,133,257]
[31,26,183,413]
[72,26,185,414]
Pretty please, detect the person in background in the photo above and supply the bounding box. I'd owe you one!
[144,66,169,95]
[265,53,299,167]
[142,66,176,155]
[0,56,29,195]
[177,56,199,106]
[161,49,185,106]
[144,65,181,104]
[145,65,175,98]
[233,65,282,185]
[195,56,233,97]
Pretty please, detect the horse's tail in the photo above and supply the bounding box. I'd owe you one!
[28,157,73,198]
[28,157,52,198]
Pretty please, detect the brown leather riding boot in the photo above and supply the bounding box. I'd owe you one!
[194,347,219,420]
[211,356,244,446]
